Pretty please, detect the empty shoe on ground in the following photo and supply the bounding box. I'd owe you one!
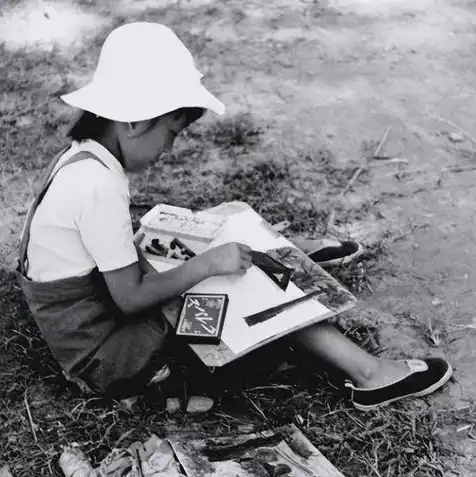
[291,237,364,267]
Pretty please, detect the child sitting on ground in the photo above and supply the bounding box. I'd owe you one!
[17,22,452,411]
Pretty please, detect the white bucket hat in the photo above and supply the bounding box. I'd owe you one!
[61,22,225,122]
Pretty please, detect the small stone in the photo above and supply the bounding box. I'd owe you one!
[185,396,214,414]
[16,116,34,128]
[58,445,96,477]
[448,132,465,143]
[165,397,181,414]
[0,466,13,477]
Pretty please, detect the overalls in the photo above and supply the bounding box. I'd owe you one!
[16,148,170,398]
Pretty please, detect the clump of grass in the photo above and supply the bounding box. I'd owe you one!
[328,241,387,297]
[0,261,463,477]
[187,112,263,150]
[215,333,460,477]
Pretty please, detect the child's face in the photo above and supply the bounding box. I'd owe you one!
[117,108,203,172]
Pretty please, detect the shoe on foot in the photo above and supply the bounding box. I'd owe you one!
[345,358,452,411]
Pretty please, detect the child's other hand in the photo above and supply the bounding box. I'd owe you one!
[201,242,252,276]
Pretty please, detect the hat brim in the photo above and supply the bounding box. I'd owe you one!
[61,81,225,122]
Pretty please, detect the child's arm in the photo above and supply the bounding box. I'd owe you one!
[102,242,252,315]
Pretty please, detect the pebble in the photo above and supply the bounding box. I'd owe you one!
[448,132,465,143]
[0,466,13,477]
[165,397,181,414]
[58,445,96,477]
[185,396,214,413]
[431,298,443,307]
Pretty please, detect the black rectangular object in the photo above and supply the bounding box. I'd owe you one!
[176,293,228,344]
[244,290,322,327]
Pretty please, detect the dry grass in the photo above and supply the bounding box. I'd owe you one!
[0,3,469,476]
[0,112,467,476]
[0,263,467,476]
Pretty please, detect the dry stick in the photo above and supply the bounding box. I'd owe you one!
[24,389,38,442]
[326,125,392,231]
[241,391,269,423]
[377,163,476,180]
[433,115,476,146]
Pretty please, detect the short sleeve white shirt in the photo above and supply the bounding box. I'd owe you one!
[26,140,138,282]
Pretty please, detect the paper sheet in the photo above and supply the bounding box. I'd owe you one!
[187,210,331,354]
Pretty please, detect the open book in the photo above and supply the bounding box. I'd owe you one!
[140,203,335,355]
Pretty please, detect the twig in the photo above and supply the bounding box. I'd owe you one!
[373,126,392,158]
[433,115,476,146]
[368,158,409,166]
[456,424,472,433]
[24,389,38,442]
[379,164,476,180]
[241,391,270,422]
[326,126,392,231]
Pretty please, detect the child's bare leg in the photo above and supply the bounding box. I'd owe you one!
[290,321,408,388]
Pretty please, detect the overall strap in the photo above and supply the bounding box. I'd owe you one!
[18,149,109,277]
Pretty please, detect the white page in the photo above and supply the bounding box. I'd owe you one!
[188,210,331,354]
[188,269,331,354]
[208,209,290,251]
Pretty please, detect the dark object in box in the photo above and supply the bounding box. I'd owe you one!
[176,293,228,344]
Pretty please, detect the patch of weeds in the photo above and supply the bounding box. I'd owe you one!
[0,264,461,477]
[395,311,448,348]
[217,333,457,477]
[329,241,387,296]
[188,112,264,150]
[131,156,328,235]
[306,145,370,192]
[219,161,327,233]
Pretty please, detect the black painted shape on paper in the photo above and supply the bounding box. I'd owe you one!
[251,251,293,291]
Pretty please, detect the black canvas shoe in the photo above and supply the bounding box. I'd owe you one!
[307,239,363,267]
[345,358,452,411]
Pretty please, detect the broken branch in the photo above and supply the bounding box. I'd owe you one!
[24,389,38,442]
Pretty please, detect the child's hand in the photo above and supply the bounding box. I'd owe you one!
[201,242,253,276]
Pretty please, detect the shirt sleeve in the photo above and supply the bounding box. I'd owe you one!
[76,167,138,272]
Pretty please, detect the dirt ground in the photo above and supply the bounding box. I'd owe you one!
[2,0,476,475]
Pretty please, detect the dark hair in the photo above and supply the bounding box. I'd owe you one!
[67,111,111,141]
[67,107,206,142]
[181,107,206,126]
